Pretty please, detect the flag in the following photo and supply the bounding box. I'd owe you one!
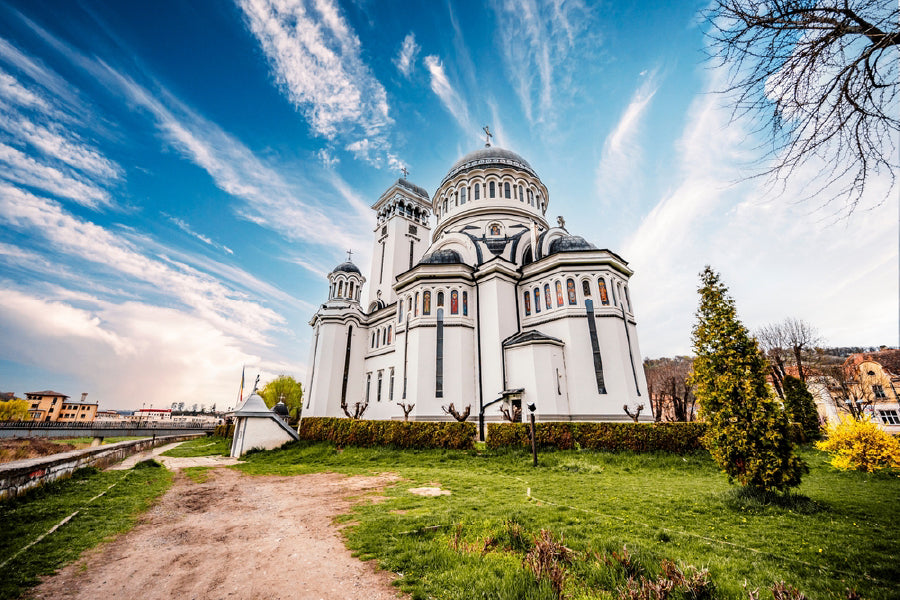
[237,365,245,406]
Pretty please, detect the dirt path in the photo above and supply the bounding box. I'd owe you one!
[28,469,404,600]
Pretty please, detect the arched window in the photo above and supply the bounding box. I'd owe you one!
[524,291,531,316]
[462,291,468,316]
[399,301,403,322]
[518,185,524,201]
[534,288,541,313]
[544,283,552,310]
[528,190,534,205]
[461,187,467,204]
[437,291,444,306]
[408,296,413,314]
[504,182,511,198]
[371,331,376,347]
[389,368,395,400]
[423,290,431,315]
[567,279,577,305]
[555,281,564,306]
[443,199,448,214]
[624,285,632,311]
[414,292,419,316]
[582,280,591,297]
[377,371,383,401]
[387,326,392,344]
[338,281,343,297]
[435,308,444,397]
[349,281,355,298]
[451,290,459,314]
[474,183,480,200]
[598,278,610,305]
[489,181,496,197]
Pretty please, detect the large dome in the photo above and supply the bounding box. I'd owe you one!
[332,261,361,274]
[441,146,538,186]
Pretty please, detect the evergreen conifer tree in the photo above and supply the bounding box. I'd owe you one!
[690,267,807,492]
[782,375,821,441]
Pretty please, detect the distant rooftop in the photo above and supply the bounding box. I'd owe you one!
[26,390,69,398]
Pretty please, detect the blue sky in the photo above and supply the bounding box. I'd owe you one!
[0,0,896,411]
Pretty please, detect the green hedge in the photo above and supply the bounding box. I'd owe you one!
[486,421,707,453]
[297,417,476,450]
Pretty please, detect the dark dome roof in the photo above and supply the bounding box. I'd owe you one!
[441,146,538,185]
[397,178,430,199]
[419,249,464,265]
[273,401,289,417]
[548,235,597,255]
[332,261,361,274]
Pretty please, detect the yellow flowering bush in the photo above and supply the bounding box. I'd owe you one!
[816,417,900,472]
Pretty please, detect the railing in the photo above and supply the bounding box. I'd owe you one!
[0,420,214,429]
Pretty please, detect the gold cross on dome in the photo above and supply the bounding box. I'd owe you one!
[483,125,493,147]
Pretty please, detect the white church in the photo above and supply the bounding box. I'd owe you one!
[304,141,650,431]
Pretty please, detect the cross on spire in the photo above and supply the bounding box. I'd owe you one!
[400,165,409,179]
[346,249,353,262]
[483,125,493,147]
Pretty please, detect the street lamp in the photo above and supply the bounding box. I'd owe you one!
[527,402,537,467]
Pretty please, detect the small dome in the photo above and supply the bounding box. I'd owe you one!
[332,261,361,274]
[420,249,464,264]
[441,146,538,185]
[548,235,597,255]
[273,401,289,417]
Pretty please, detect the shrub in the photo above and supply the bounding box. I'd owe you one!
[213,423,235,438]
[297,417,475,450]
[782,376,821,441]
[485,422,707,453]
[815,417,900,472]
[690,267,806,492]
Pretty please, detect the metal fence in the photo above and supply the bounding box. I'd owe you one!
[0,420,213,430]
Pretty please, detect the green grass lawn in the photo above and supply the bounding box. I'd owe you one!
[0,461,172,600]
[160,435,230,457]
[238,443,899,600]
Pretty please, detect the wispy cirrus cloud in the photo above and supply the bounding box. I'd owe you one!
[0,184,283,344]
[394,32,420,78]
[596,70,659,200]
[489,0,593,126]
[163,213,234,255]
[237,0,392,148]
[424,55,474,135]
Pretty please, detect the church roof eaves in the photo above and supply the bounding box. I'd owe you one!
[503,330,565,348]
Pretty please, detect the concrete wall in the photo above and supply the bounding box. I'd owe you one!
[0,433,205,501]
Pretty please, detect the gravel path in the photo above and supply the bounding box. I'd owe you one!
[28,468,404,600]
[108,442,243,470]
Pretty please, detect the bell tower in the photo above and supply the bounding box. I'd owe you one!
[368,176,432,306]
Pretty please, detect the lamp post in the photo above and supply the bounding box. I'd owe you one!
[527,402,537,467]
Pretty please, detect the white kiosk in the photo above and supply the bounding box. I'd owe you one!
[230,391,300,457]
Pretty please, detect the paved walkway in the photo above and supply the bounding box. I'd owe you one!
[107,442,243,470]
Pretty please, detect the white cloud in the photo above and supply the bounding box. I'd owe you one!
[0,142,113,209]
[489,0,591,126]
[394,32,420,78]
[0,184,284,344]
[596,71,658,200]
[237,0,391,141]
[623,68,898,358]
[163,213,235,255]
[424,55,473,135]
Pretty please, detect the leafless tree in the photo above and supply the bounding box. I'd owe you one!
[644,357,697,421]
[819,362,875,419]
[341,398,368,420]
[756,318,821,392]
[623,403,644,423]
[396,402,415,422]
[705,0,899,215]
[441,403,471,422]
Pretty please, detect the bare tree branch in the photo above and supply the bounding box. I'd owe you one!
[705,0,899,215]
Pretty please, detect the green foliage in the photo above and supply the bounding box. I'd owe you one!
[0,462,172,599]
[782,376,821,441]
[161,435,231,457]
[213,423,235,437]
[486,422,707,453]
[237,442,899,600]
[259,374,303,419]
[0,397,30,421]
[297,417,475,450]
[689,267,806,493]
